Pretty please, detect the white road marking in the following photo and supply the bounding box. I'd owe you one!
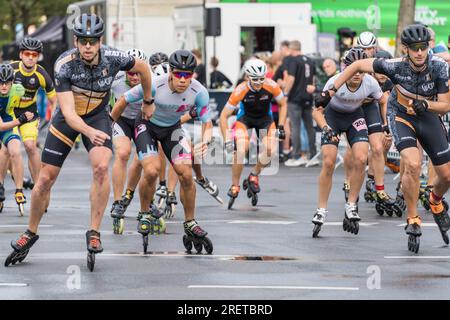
[385,256,450,259]
[323,222,378,226]
[397,223,438,227]
[228,220,297,225]
[188,285,359,291]
[0,283,28,287]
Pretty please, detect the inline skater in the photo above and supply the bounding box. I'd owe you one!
[0,64,34,216]
[109,48,148,234]
[311,48,387,237]
[111,49,214,254]
[320,24,450,253]
[219,58,287,209]
[5,14,153,270]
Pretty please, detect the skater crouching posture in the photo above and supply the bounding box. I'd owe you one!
[311,48,387,237]
[219,58,287,209]
[111,49,214,254]
[320,24,450,253]
[5,14,153,270]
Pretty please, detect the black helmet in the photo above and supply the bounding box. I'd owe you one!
[343,47,368,66]
[19,37,43,53]
[374,50,393,59]
[401,24,430,46]
[149,52,169,66]
[169,50,197,72]
[73,13,105,38]
[0,64,15,82]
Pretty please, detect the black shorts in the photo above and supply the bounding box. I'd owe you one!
[323,107,369,147]
[235,115,275,140]
[113,116,135,141]
[42,107,113,167]
[362,101,383,135]
[134,117,191,165]
[388,108,450,166]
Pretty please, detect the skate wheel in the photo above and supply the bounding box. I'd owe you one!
[4,254,13,267]
[157,217,166,234]
[203,237,213,254]
[228,197,235,210]
[393,206,403,218]
[342,219,348,232]
[375,204,384,216]
[364,193,372,203]
[183,235,193,253]
[441,231,449,245]
[214,195,224,204]
[421,199,430,211]
[312,224,321,238]
[87,252,95,272]
[444,200,449,212]
[118,219,125,234]
[386,209,394,217]
[354,222,359,235]
[19,204,24,217]
[143,235,149,254]
[251,194,258,206]
[194,240,203,254]
[18,250,28,263]
[247,190,252,199]
[243,180,248,190]
[158,197,165,209]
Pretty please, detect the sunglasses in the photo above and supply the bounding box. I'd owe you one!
[22,51,39,58]
[0,81,12,87]
[408,42,429,52]
[249,77,265,83]
[172,71,193,79]
[78,37,100,46]
[127,72,139,77]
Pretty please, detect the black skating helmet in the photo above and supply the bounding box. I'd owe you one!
[401,24,430,46]
[149,52,169,66]
[343,47,368,66]
[374,50,393,59]
[169,50,197,72]
[73,13,105,38]
[0,64,15,82]
[19,37,43,53]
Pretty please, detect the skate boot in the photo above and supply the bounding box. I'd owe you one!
[194,176,223,204]
[227,185,240,210]
[4,230,39,267]
[374,190,401,217]
[183,219,213,254]
[138,205,166,253]
[429,199,450,245]
[418,182,431,211]
[343,202,360,235]
[15,190,26,217]
[394,184,406,217]
[243,173,260,206]
[343,182,350,202]
[155,184,168,209]
[111,200,125,235]
[121,189,135,212]
[364,178,376,203]
[23,177,34,190]
[0,182,5,213]
[405,216,422,253]
[86,230,103,272]
[312,208,327,238]
[164,191,178,219]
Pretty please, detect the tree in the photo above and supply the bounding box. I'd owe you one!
[395,0,416,57]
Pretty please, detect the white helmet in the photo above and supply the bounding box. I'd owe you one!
[126,48,148,62]
[152,63,169,77]
[356,31,377,48]
[244,58,267,78]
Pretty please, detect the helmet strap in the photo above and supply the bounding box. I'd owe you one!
[406,49,427,71]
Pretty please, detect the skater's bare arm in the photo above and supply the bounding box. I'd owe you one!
[277,96,288,127]
[312,107,327,130]
[332,59,376,93]
[378,92,389,126]
[0,112,33,131]
[110,97,127,121]
[219,106,235,142]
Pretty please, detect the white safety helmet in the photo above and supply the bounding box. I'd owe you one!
[244,58,267,79]
[152,62,170,77]
[126,48,148,62]
[356,31,377,48]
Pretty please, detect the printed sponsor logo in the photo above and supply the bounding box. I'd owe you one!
[44,148,63,156]
[134,124,146,138]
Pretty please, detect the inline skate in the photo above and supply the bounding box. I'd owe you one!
[343,202,360,235]
[15,190,26,217]
[137,204,166,253]
[111,200,125,234]
[242,173,260,206]
[312,208,327,238]
[183,219,213,254]
[194,176,223,204]
[4,230,39,267]
[86,230,103,272]
[405,216,422,253]
[164,191,177,219]
[227,185,240,210]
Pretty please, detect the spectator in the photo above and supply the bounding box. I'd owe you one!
[283,40,317,167]
[192,49,207,87]
[280,40,291,58]
[427,27,450,63]
[322,58,338,78]
[209,56,233,89]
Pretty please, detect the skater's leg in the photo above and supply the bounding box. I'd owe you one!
[400,147,422,220]
[112,136,132,201]
[138,155,160,212]
[253,123,277,175]
[368,132,385,187]
[318,145,338,209]
[343,146,353,187]
[125,152,142,192]
[7,140,24,190]
[158,143,167,183]
[233,122,249,186]
[430,162,450,201]
[28,164,61,233]
[172,161,195,221]
[88,146,112,232]
[348,141,369,204]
